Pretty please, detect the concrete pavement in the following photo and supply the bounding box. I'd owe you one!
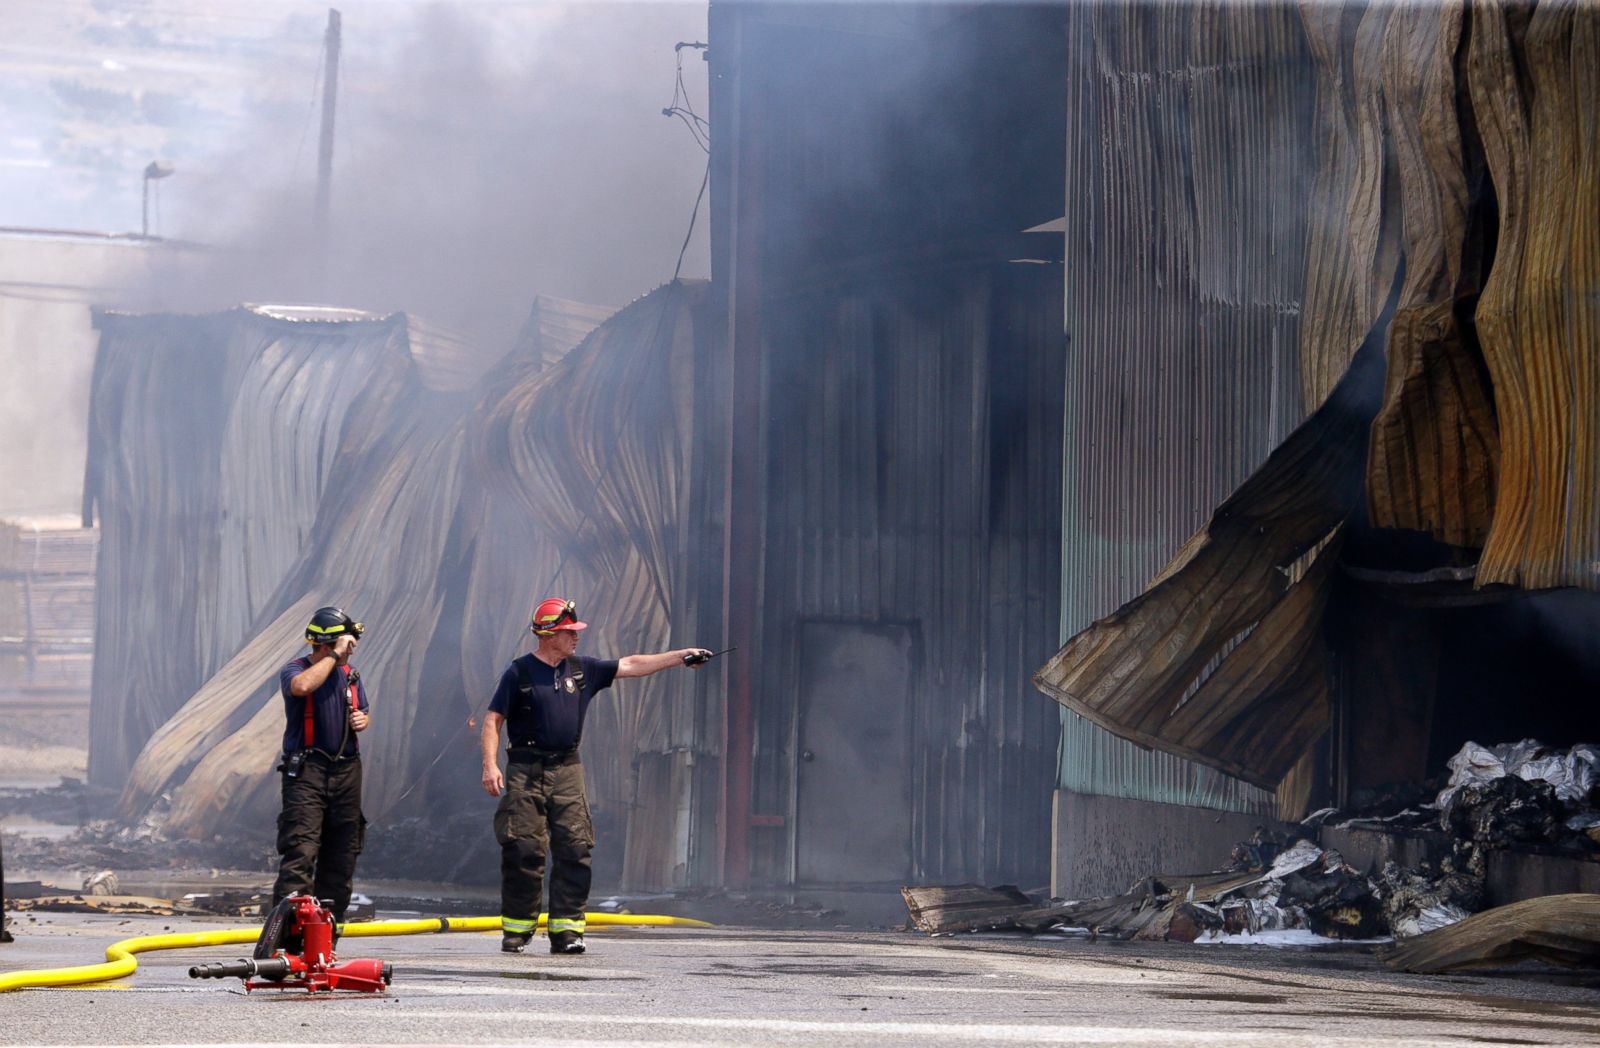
[2,914,1600,1046]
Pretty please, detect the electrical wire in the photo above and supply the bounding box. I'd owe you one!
[673,158,710,285]
[662,42,710,155]
[665,41,711,282]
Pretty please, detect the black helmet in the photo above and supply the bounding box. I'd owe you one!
[305,605,364,646]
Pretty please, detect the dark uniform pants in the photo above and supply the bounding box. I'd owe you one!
[494,754,593,931]
[272,754,365,925]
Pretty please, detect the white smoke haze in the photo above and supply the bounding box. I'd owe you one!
[0,0,708,514]
[5,0,710,347]
[161,1,712,349]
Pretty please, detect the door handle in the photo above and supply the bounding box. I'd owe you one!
[801,749,815,762]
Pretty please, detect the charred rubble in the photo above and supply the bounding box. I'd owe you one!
[0,785,498,890]
[907,739,1600,946]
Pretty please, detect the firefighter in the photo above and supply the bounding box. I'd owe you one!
[481,597,710,954]
[272,605,371,926]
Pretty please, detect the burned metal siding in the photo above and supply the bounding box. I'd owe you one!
[709,2,1069,886]
[1055,0,1318,813]
[755,266,1065,885]
[83,307,417,787]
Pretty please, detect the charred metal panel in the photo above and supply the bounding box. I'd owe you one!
[1467,1,1600,592]
[795,621,914,884]
[95,286,716,889]
[84,307,416,787]
[1041,343,1389,789]
[711,2,1068,887]
[755,269,1065,885]
[1053,0,1317,813]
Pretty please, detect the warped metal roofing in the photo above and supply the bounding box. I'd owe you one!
[97,286,711,892]
[1037,0,1600,790]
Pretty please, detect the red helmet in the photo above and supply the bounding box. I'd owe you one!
[530,597,586,636]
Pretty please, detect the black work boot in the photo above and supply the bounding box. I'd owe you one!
[501,932,532,953]
[548,930,586,955]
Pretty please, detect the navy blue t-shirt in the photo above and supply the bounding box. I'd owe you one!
[279,656,370,758]
[488,654,618,751]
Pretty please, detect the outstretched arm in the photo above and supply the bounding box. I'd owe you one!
[616,648,713,679]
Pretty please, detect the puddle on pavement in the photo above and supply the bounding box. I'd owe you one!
[1358,1008,1600,1036]
[396,966,641,983]
[691,960,959,980]
[1453,992,1600,1018]
[1152,990,1291,1005]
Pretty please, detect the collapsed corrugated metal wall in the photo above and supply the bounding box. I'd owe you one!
[97,289,719,890]
[1037,0,1600,800]
[1052,0,1316,814]
[476,282,715,889]
[98,304,494,829]
[84,307,417,787]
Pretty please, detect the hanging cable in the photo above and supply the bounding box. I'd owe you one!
[673,159,710,284]
[664,40,711,282]
[662,42,710,154]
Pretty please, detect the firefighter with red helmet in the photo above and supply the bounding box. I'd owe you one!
[272,605,371,927]
[480,597,710,954]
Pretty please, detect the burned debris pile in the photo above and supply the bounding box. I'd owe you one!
[907,738,1600,954]
[1436,741,1600,854]
[3,816,274,876]
[1376,859,1481,940]
[905,840,1387,943]
[1,781,495,891]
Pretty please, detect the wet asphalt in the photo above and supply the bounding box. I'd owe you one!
[3,914,1600,1047]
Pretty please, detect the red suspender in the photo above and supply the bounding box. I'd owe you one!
[304,659,318,749]
[303,661,358,752]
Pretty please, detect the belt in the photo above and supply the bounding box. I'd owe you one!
[508,742,578,763]
[291,748,360,764]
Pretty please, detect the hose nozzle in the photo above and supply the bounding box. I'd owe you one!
[188,956,292,981]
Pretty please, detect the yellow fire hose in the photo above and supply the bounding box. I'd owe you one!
[0,912,712,992]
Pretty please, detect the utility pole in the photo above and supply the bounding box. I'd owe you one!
[315,8,342,233]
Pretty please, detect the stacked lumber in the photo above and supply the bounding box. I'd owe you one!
[902,884,1034,933]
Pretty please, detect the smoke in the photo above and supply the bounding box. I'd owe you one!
[0,1,707,516]
[140,1,712,353]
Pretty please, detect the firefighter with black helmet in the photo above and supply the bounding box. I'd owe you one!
[272,605,371,926]
[480,597,710,955]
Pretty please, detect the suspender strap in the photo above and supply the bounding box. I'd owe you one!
[303,662,318,749]
[302,661,360,750]
[510,656,586,749]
